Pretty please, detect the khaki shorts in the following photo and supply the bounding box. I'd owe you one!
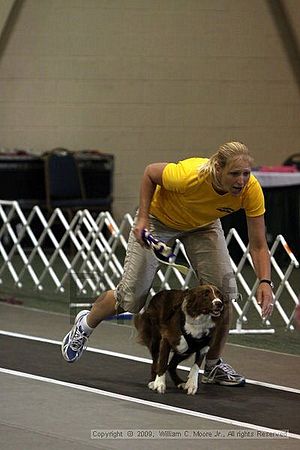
[115,215,237,314]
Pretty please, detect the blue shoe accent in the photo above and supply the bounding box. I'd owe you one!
[61,310,90,363]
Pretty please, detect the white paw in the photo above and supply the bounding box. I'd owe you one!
[185,364,199,395]
[184,378,198,395]
[176,335,188,354]
[148,374,166,393]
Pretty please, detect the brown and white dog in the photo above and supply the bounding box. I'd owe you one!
[134,285,224,395]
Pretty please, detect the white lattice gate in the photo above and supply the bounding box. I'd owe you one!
[0,200,299,333]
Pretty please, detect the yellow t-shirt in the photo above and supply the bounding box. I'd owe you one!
[150,157,265,230]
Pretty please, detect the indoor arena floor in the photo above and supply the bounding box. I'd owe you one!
[0,302,299,450]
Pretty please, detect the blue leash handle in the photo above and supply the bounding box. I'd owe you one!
[141,229,176,263]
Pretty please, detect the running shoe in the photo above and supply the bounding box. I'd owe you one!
[61,310,90,363]
[201,359,245,386]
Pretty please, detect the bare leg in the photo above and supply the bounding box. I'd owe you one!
[86,290,121,328]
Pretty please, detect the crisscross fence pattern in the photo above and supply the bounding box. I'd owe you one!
[0,200,299,333]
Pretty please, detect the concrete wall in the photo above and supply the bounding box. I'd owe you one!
[0,0,299,219]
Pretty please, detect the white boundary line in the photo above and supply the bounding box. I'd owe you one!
[1,301,299,358]
[225,341,300,358]
[0,367,299,441]
[1,329,299,394]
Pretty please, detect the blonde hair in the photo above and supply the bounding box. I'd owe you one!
[198,141,253,190]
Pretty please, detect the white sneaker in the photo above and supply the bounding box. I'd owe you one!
[61,310,90,363]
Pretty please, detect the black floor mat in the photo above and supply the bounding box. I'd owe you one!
[0,335,298,434]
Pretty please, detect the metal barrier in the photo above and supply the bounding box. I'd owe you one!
[0,200,299,332]
[226,229,299,333]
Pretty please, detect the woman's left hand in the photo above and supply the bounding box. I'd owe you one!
[256,283,274,318]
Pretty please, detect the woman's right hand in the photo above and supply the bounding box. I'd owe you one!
[133,216,149,246]
[133,162,167,246]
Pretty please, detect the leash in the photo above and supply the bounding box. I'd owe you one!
[142,229,190,275]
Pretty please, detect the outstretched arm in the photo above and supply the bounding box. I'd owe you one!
[247,215,274,318]
[134,162,168,244]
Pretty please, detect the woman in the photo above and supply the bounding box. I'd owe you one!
[62,141,274,386]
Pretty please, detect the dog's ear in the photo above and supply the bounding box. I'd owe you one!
[183,290,198,308]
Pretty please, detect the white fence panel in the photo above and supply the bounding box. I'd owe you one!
[0,201,299,333]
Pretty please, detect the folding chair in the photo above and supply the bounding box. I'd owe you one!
[44,148,112,219]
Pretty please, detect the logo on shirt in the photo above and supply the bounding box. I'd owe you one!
[217,207,235,214]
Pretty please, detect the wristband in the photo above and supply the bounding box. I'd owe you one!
[259,279,274,289]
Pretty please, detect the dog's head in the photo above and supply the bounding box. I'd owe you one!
[182,284,224,319]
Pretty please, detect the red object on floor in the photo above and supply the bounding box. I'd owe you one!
[259,165,298,173]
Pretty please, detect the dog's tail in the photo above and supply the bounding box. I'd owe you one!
[134,311,158,348]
